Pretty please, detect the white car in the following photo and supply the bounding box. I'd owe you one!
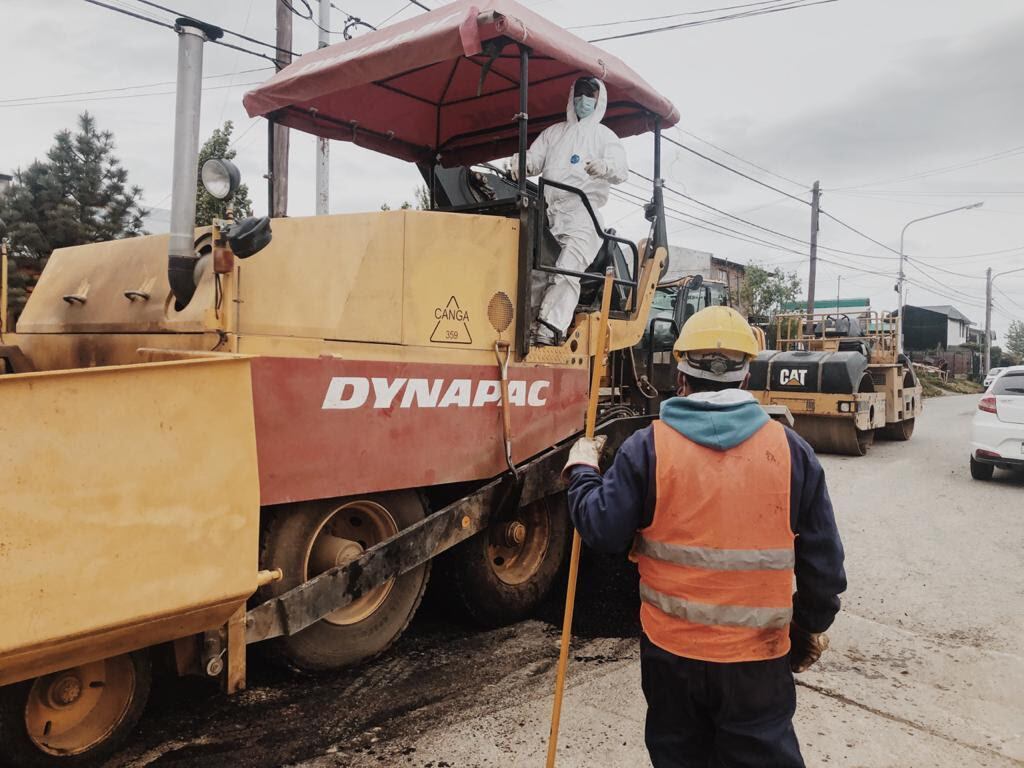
[970,365,1024,480]
[983,366,1006,388]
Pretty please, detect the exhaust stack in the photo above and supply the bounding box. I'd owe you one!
[167,18,223,310]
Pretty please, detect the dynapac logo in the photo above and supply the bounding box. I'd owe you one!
[779,368,808,387]
[322,377,551,410]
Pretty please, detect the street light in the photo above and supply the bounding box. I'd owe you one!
[897,202,984,352]
[985,265,1024,371]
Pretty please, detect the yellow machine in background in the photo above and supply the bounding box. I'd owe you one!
[748,311,922,455]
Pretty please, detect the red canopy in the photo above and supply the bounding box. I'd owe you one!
[242,0,679,167]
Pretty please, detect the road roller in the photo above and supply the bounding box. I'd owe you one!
[1,3,679,763]
[748,311,923,455]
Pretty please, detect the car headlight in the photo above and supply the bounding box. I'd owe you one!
[201,158,242,200]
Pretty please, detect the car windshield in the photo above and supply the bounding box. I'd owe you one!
[991,371,1024,395]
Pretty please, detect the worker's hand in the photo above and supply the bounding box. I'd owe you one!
[561,435,608,480]
[506,154,534,181]
[789,622,829,673]
[585,159,608,178]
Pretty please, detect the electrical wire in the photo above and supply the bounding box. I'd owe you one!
[817,208,902,256]
[662,134,811,205]
[995,286,1024,312]
[830,144,1024,192]
[80,0,173,29]
[631,170,897,262]
[905,256,986,280]
[567,0,789,29]
[377,2,414,26]
[0,80,264,109]
[588,0,839,43]
[129,0,298,57]
[673,127,809,189]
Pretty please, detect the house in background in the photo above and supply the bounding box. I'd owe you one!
[898,304,981,376]
[665,246,747,314]
[781,297,872,316]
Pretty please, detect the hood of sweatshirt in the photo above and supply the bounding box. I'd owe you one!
[659,389,770,451]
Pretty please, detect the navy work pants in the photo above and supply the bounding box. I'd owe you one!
[640,635,805,768]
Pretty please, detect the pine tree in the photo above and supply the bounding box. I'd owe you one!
[0,112,147,321]
[195,121,253,225]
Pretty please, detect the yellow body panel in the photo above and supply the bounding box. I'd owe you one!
[236,212,406,343]
[0,358,261,685]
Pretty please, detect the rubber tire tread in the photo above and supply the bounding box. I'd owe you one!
[970,457,994,481]
[437,493,571,629]
[0,651,152,768]
[258,491,430,673]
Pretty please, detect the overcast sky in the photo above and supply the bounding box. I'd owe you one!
[3,0,1023,339]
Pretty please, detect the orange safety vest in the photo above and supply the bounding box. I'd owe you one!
[635,419,795,663]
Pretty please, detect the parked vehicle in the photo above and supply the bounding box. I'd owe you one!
[970,365,1024,480]
[984,366,1006,389]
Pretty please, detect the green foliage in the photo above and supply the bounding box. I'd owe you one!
[1005,320,1024,363]
[989,345,1004,367]
[383,185,431,212]
[738,263,802,322]
[0,112,146,322]
[195,121,252,225]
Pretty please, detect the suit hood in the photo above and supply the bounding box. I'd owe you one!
[566,78,608,126]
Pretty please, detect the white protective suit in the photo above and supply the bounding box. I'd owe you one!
[524,79,629,336]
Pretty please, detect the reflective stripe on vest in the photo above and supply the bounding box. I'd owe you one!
[637,418,794,663]
[634,538,795,572]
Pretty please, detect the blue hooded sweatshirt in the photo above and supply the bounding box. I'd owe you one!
[566,390,846,634]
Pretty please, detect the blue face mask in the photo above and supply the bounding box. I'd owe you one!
[574,95,597,120]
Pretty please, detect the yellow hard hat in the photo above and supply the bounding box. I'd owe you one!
[673,306,759,382]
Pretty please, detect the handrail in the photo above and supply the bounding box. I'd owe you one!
[534,177,641,306]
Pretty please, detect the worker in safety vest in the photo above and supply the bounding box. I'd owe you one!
[508,76,628,346]
[563,306,846,768]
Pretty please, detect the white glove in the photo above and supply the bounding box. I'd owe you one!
[562,435,608,480]
[585,159,608,178]
[507,154,534,181]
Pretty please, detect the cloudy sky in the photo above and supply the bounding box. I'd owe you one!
[3,0,1023,339]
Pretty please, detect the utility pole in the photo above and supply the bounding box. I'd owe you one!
[315,0,330,215]
[985,267,992,373]
[806,180,820,326]
[272,0,292,217]
[836,274,841,311]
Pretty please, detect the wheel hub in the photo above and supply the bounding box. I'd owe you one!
[48,674,84,707]
[487,501,552,586]
[25,656,136,757]
[305,500,399,626]
[504,521,527,547]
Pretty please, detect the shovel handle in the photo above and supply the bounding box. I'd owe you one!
[546,267,615,768]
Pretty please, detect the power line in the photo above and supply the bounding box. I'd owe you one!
[377,2,415,26]
[0,68,270,106]
[995,286,1024,313]
[567,0,789,29]
[631,170,897,262]
[662,134,811,205]
[831,143,1024,191]
[673,127,808,189]
[588,0,839,43]
[130,0,298,57]
[817,208,902,257]
[905,256,985,280]
[80,0,173,29]
[0,80,265,109]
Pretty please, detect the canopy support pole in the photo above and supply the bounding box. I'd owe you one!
[517,45,530,197]
[652,117,668,253]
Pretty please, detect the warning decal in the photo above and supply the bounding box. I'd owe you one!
[430,296,473,345]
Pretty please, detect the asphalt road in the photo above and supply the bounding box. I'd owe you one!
[110,394,1024,768]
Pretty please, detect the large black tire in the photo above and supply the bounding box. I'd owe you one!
[970,457,994,481]
[259,491,430,672]
[438,493,571,628]
[880,418,915,441]
[0,651,151,768]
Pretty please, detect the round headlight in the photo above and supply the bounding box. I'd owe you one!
[201,158,241,200]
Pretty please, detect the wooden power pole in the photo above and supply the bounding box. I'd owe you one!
[806,180,821,325]
[272,0,292,218]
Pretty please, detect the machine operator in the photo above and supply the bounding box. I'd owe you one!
[510,76,628,346]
